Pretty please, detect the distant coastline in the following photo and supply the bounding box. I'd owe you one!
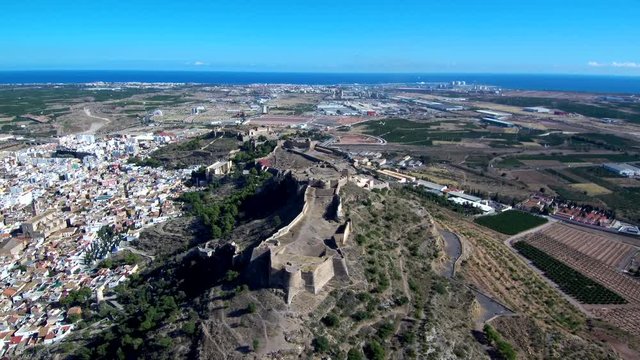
[0,70,639,94]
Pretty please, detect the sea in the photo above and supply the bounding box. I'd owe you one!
[0,71,639,94]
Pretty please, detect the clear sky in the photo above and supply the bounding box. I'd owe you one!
[1,0,639,74]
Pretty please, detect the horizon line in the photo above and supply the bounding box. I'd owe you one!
[0,69,639,78]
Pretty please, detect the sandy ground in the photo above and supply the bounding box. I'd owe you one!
[82,107,112,134]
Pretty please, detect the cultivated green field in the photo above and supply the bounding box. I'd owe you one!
[475,210,548,235]
[0,87,155,118]
[514,241,626,304]
[496,158,524,169]
[478,96,640,124]
[357,118,540,146]
[517,153,640,163]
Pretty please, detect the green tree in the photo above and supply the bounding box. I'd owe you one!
[75,346,92,360]
[99,258,114,269]
[313,336,330,353]
[364,340,385,360]
[347,348,365,360]
[497,340,517,360]
[182,321,197,336]
[247,302,257,314]
[68,313,82,323]
[60,287,93,308]
[224,270,239,282]
[377,322,394,340]
[154,336,173,349]
[321,313,340,327]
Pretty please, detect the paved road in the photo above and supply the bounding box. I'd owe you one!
[438,229,462,278]
[438,228,514,326]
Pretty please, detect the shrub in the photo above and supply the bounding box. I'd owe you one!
[224,270,239,282]
[347,348,364,360]
[247,302,257,314]
[182,320,197,336]
[363,340,385,360]
[321,313,340,327]
[377,322,394,340]
[351,311,371,322]
[313,336,330,353]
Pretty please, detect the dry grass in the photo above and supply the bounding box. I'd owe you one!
[424,204,587,331]
[569,182,612,195]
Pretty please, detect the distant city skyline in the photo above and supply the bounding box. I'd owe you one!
[1,0,639,75]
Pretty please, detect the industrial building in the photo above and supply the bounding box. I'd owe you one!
[476,110,512,119]
[603,163,640,177]
[481,118,516,128]
[317,103,358,116]
[413,100,466,112]
[416,180,447,192]
[523,106,551,113]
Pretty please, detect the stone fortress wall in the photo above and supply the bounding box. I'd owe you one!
[249,173,352,304]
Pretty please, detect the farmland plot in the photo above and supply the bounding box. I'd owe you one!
[540,224,638,268]
[514,241,626,304]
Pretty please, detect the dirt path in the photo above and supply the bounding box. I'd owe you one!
[200,136,222,151]
[119,245,155,261]
[83,107,112,134]
[396,253,411,301]
[504,216,557,246]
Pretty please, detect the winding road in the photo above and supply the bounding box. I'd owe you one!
[438,228,515,326]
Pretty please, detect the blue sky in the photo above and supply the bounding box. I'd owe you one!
[1,0,639,74]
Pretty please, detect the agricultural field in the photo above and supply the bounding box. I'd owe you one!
[517,229,640,337]
[495,158,524,169]
[0,86,155,118]
[517,152,640,163]
[474,210,548,235]
[549,185,596,203]
[524,233,640,305]
[539,224,637,268]
[569,133,639,151]
[414,199,636,357]
[544,168,581,184]
[590,307,640,337]
[564,167,640,222]
[500,162,640,222]
[514,241,627,304]
[355,118,542,147]
[476,96,640,124]
[569,183,612,196]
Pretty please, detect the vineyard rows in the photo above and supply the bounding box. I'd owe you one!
[590,306,640,337]
[522,232,640,337]
[524,234,640,304]
[541,224,636,268]
[514,241,626,304]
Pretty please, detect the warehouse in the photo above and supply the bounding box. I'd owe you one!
[602,163,640,177]
[481,117,516,128]
[416,179,447,193]
[476,109,512,119]
[523,106,551,113]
